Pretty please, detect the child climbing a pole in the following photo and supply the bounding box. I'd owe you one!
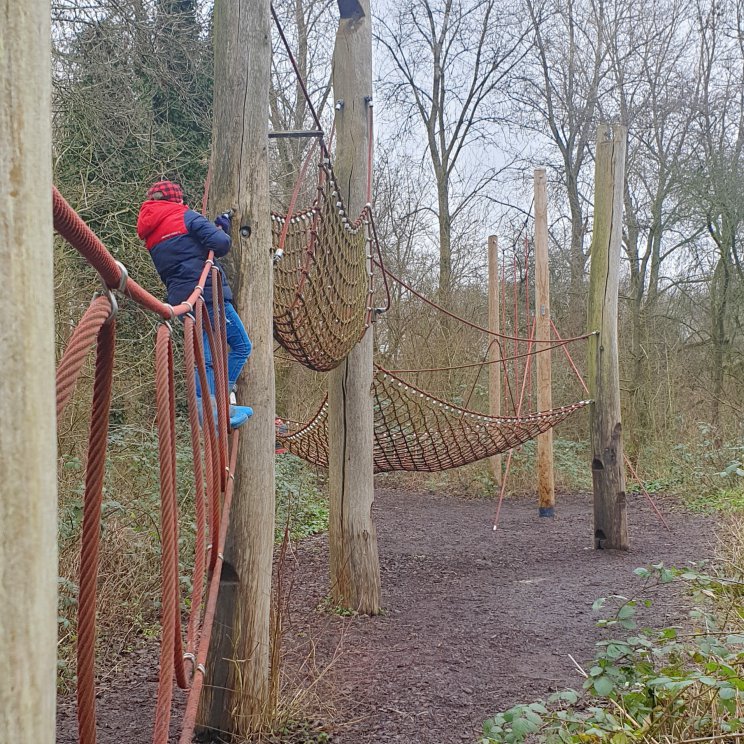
[137,180,253,429]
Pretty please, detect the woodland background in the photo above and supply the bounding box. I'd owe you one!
[53,0,744,682]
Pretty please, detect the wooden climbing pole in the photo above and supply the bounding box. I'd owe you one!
[198,0,276,735]
[0,1,57,741]
[534,168,555,516]
[588,125,628,550]
[327,0,382,615]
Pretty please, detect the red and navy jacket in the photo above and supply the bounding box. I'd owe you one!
[137,200,233,306]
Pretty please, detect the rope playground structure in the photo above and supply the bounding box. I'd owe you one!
[279,367,588,471]
[54,187,241,744]
[52,14,598,744]
[53,167,593,741]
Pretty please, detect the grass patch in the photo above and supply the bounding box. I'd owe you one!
[275,454,328,542]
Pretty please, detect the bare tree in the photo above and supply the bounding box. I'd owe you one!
[513,0,610,315]
[681,0,744,427]
[375,0,528,299]
[604,0,700,439]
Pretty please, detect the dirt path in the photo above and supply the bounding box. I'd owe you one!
[57,489,716,743]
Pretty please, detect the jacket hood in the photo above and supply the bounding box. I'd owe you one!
[137,200,188,242]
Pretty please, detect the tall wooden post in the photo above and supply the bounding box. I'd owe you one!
[198,0,276,735]
[588,125,628,550]
[0,2,57,742]
[488,236,502,486]
[534,168,555,516]
[327,0,381,615]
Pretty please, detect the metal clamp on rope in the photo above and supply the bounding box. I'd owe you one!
[165,304,176,322]
[114,260,129,292]
[272,248,284,265]
[93,278,118,324]
[183,652,196,669]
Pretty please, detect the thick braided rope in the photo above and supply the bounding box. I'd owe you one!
[55,188,242,743]
[211,278,230,488]
[153,324,180,743]
[278,367,590,472]
[76,319,116,744]
[198,306,224,571]
[53,187,217,320]
[183,316,207,659]
[167,332,189,693]
[178,430,239,744]
[56,296,113,418]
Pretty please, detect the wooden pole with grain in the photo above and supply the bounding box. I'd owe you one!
[0,1,57,741]
[488,235,503,486]
[198,0,276,734]
[587,125,628,550]
[534,168,555,516]
[327,0,381,615]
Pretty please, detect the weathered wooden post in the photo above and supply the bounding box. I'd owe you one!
[488,235,503,486]
[0,2,57,741]
[327,0,381,615]
[534,168,555,516]
[198,0,276,735]
[588,125,628,550]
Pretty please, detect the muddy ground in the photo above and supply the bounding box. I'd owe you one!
[57,488,716,743]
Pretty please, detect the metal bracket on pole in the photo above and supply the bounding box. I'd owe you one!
[268,130,325,139]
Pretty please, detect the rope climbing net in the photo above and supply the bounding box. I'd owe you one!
[54,187,237,744]
[278,366,590,472]
[272,160,378,371]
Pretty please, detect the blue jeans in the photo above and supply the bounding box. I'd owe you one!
[196,300,252,397]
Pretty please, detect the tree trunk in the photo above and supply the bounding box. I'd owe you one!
[437,175,452,300]
[567,167,586,310]
[488,235,502,485]
[197,0,275,737]
[0,2,57,741]
[709,253,730,429]
[588,125,628,551]
[327,0,381,616]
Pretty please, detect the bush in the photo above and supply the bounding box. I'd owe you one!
[482,563,744,743]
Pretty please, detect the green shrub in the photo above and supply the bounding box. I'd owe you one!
[482,563,744,743]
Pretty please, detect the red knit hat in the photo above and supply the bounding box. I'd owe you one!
[146,180,184,203]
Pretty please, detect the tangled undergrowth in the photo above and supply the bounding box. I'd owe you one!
[57,419,326,692]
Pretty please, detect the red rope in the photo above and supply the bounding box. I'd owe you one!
[178,430,240,744]
[53,187,215,320]
[56,296,113,418]
[493,317,536,531]
[76,319,116,744]
[153,324,179,742]
[183,316,207,658]
[383,336,584,374]
[376,260,592,345]
[54,183,247,744]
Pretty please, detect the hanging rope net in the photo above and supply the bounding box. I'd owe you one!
[271,160,376,371]
[278,365,589,472]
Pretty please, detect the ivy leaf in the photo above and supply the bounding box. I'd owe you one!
[593,675,615,697]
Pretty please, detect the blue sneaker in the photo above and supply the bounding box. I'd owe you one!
[229,405,253,429]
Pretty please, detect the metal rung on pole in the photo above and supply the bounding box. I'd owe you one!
[268,130,324,139]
